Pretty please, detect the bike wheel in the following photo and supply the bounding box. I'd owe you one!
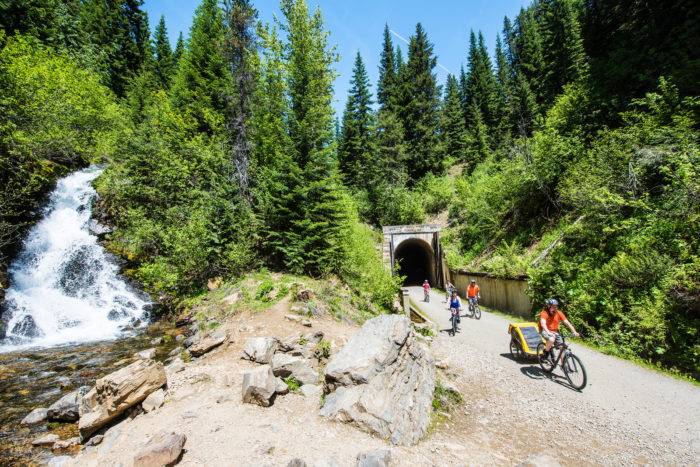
[509,339,523,361]
[537,343,555,373]
[563,353,587,390]
[474,305,481,320]
[451,315,458,335]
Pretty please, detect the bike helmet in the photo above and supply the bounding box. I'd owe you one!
[545,298,559,307]
[470,279,476,283]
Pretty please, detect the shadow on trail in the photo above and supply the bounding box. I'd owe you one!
[520,365,584,393]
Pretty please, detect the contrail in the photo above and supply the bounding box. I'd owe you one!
[390,29,452,75]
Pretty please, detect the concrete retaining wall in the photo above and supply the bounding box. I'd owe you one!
[449,270,533,319]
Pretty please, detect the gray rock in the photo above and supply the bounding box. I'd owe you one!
[88,219,113,237]
[175,334,185,343]
[32,433,60,446]
[242,336,278,364]
[85,434,104,446]
[356,449,392,467]
[79,359,166,439]
[142,388,165,412]
[151,337,163,345]
[285,314,302,323]
[275,378,289,395]
[301,319,312,327]
[21,407,48,426]
[297,289,315,302]
[300,384,321,399]
[242,365,277,407]
[189,329,228,357]
[133,431,186,467]
[47,386,90,422]
[169,346,182,357]
[166,357,185,373]
[288,459,308,467]
[271,353,317,385]
[52,437,80,451]
[134,348,157,359]
[320,315,434,446]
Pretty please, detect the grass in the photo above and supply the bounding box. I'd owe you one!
[430,380,463,431]
[283,376,301,393]
[314,339,332,359]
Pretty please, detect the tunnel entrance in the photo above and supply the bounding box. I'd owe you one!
[394,238,436,286]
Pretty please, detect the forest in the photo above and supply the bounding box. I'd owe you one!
[0,0,698,378]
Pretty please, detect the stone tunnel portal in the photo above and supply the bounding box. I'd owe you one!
[383,224,445,288]
[394,238,436,286]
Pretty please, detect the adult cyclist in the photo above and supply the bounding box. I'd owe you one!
[466,279,481,311]
[539,299,579,356]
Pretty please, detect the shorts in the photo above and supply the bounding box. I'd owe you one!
[541,329,563,345]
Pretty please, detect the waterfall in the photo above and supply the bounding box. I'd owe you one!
[0,167,148,351]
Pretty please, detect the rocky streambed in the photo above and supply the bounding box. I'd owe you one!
[0,331,177,465]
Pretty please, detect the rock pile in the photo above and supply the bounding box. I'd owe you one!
[320,314,435,446]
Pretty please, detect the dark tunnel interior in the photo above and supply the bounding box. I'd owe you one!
[394,238,436,286]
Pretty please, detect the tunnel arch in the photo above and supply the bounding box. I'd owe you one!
[394,238,436,286]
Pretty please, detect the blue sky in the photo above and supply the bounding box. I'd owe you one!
[143,0,531,114]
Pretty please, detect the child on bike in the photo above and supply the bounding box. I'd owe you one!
[449,290,461,334]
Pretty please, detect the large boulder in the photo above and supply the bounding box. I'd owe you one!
[188,329,228,357]
[133,431,186,467]
[271,353,317,385]
[242,365,277,407]
[47,386,90,422]
[79,359,166,439]
[320,315,434,446]
[242,337,278,364]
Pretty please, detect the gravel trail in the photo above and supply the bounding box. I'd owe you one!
[410,286,700,465]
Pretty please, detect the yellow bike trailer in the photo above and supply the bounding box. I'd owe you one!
[508,322,543,361]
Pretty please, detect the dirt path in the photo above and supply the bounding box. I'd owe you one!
[408,286,700,465]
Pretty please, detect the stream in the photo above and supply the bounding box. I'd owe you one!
[0,167,170,465]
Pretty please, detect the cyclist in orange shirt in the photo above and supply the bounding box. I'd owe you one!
[539,299,579,355]
[466,279,480,309]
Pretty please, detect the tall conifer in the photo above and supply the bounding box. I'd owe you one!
[440,74,468,162]
[153,15,174,88]
[377,24,396,110]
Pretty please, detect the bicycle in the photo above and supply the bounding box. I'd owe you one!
[424,289,430,303]
[449,307,460,336]
[464,297,481,319]
[536,334,587,390]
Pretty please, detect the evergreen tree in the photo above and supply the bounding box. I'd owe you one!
[339,52,375,188]
[514,7,546,104]
[395,23,442,180]
[171,0,229,135]
[466,101,489,169]
[0,0,84,53]
[439,74,468,162]
[267,0,350,275]
[153,15,174,88]
[511,70,538,136]
[542,0,588,103]
[377,24,396,110]
[493,33,512,144]
[394,45,404,73]
[462,30,498,150]
[222,0,258,197]
[173,32,185,67]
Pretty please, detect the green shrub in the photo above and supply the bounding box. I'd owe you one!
[256,279,275,302]
[314,339,332,359]
[415,173,454,214]
[283,376,301,393]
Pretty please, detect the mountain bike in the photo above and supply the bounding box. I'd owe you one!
[449,307,460,336]
[464,297,481,319]
[536,334,587,390]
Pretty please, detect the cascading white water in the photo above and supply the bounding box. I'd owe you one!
[0,166,148,351]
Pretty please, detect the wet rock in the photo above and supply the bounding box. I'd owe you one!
[271,353,317,385]
[242,337,278,364]
[57,245,102,297]
[242,365,277,407]
[88,219,113,237]
[320,315,435,446]
[32,433,60,446]
[188,329,228,357]
[52,437,80,451]
[356,449,392,467]
[11,315,44,338]
[133,431,186,467]
[21,407,48,426]
[79,359,166,439]
[142,388,165,412]
[56,376,72,389]
[134,348,157,359]
[47,386,90,422]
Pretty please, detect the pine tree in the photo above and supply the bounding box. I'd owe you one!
[377,24,396,110]
[267,0,350,275]
[463,31,498,129]
[222,0,258,197]
[513,7,546,105]
[153,15,174,88]
[466,101,489,169]
[493,33,512,144]
[171,0,229,135]
[339,52,375,188]
[439,74,468,162]
[542,0,588,103]
[511,70,539,136]
[173,32,185,67]
[394,45,404,73]
[395,23,442,180]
